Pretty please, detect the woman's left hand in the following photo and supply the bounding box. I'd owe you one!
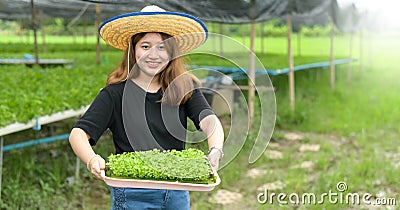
[87,155,106,180]
[208,148,222,171]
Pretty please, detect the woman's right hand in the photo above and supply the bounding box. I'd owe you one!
[87,155,106,180]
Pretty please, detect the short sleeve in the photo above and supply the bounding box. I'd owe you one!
[185,88,215,130]
[73,88,114,145]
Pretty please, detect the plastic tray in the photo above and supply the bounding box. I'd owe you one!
[101,169,221,192]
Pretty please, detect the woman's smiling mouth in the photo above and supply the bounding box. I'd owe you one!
[146,61,162,68]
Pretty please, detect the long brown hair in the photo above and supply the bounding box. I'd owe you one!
[106,32,200,105]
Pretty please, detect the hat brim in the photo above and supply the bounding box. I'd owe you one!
[99,12,208,53]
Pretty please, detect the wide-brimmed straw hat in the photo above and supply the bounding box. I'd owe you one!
[99,5,208,53]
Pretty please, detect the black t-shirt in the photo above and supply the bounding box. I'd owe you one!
[73,80,214,154]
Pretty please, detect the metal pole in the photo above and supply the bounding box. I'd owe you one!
[75,156,80,179]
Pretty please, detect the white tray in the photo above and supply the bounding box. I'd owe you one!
[101,169,221,192]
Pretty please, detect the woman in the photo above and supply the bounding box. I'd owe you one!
[69,5,224,209]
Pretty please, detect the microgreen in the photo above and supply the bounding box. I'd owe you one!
[105,148,216,184]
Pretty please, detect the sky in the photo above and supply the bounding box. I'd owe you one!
[337,0,400,30]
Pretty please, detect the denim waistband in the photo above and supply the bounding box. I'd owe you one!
[110,187,190,210]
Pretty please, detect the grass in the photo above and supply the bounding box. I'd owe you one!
[1,32,400,209]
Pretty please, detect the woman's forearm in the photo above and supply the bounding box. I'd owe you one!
[69,128,97,165]
[200,115,224,149]
[200,114,224,169]
[69,127,105,179]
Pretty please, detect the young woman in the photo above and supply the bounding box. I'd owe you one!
[69,5,224,209]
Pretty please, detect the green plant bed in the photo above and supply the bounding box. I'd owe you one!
[0,42,335,128]
[0,50,122,128]
[0,64,108,127]
[105,148,217,184]
[0,43,116,54]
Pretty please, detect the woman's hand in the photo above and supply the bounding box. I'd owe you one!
[200,115,224,171]
[208,147,223,171]
[87,155,106,180]
[69,128,106,181]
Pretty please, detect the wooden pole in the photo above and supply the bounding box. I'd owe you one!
[72,29,76,44]
[30,0,39,65]
[287,15,295,111]
[330,19,335,91]
[83,19,87,44]
[39,10,46,53]
[19,20,24,43]
[219,23,224,57]
[242,24,246,45]
[297,27,301,56]
[212,23,216,53]
[96,4,101,65]
[248,21,256,130]
[347,32,354,82]
[261,22,265,56]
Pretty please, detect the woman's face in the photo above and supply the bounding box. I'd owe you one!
[135,33,170,78]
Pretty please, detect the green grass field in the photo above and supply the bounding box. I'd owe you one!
[0,32,399,209]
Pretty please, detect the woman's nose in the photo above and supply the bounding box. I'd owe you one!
[147,47,160,59]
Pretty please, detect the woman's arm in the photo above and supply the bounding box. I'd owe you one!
[199,114,224,170]
[69,127,105,180]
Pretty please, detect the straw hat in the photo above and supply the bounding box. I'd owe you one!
[99,5,208,53]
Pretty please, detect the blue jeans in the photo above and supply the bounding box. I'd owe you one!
[110,187,190,210]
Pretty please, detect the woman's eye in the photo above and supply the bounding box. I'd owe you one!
[158,45,165,50]
[141,45,150,49]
